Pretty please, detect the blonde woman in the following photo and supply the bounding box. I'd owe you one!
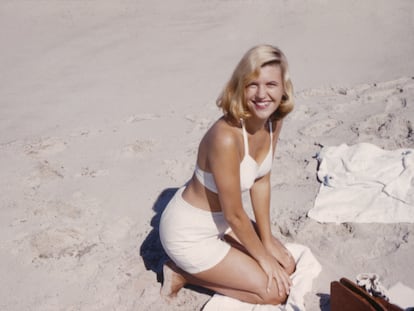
[159,45,296,305]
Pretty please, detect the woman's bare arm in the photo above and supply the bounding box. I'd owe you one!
[207,124,291,294]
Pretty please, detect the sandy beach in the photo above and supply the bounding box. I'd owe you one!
[1,1,413,310]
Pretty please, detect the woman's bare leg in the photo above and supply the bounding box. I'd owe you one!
[224,229,296,275]
[267,235,296,275]
[160,261,187,298]
[162,246,288,305]
[161,225,294,304]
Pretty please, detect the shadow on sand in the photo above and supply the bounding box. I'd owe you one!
[317,293,331,311]
[140,187,178,282]
[139,187,215,299]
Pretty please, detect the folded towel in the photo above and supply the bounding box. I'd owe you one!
[308,143,414,223]
[202,243,322,311]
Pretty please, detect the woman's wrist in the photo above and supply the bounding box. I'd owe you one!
[256,251,273,266]
[263,240,275,254]
[259,231,273,246]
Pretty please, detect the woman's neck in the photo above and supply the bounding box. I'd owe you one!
[243,118,268,135]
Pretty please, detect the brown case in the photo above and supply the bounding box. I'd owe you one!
[330,278,402,311]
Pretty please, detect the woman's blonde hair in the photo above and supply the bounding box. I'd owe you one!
[217,45,294,123]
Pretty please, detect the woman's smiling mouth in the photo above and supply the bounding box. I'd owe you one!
[253,100,271,109]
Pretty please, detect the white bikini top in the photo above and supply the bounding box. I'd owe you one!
[195,119,273,193]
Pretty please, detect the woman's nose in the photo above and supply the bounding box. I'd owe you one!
[256,85,266,99]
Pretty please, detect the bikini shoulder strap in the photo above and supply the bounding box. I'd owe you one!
[269,119,273,147]
[240,119,249,156]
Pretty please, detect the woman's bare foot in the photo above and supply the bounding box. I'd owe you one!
[160,261,186,299]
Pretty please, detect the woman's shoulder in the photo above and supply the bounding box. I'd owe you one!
[206,118,241,148]
[197,118,242,169]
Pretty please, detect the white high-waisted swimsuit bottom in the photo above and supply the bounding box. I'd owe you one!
[159,187,231,274]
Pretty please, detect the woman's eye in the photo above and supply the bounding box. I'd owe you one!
[247,83,258,89]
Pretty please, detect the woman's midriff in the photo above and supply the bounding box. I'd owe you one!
[181,174,223,213]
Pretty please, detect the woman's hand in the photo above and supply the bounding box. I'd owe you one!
[263,239,296,274]
[258,253,292,297]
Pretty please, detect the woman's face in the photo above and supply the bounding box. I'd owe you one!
[245,64,284,122]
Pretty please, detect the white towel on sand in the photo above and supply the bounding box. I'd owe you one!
[308,143,414,223]
[202,243,321,311]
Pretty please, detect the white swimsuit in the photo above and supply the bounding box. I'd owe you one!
[195,119,273,192]
[159,120,274,274]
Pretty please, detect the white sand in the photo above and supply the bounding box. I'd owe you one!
[1,1,413,310]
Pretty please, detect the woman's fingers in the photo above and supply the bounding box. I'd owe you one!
[262,256,292,295]
[276,276,284,296]
[284,268,293,287]
[281,272,291,294]
[263,240,296,276]
[273,267,291,296]
[266,273,272,293]
[275,276,286,296]
[266,273,284,296]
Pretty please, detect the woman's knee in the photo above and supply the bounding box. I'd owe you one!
[285,256,296,275]
[258,287,288,305]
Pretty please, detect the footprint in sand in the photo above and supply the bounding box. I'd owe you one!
[69,127,103,138]
[351,113,413,147]
[290,104,318,121]
[74,166,109,178]
[24,137,67,157]
[33,200,82,220]
[32,191,100,221]
[296,86,336,99]
[125,113,160,124]
[371,77,411,90]
[98,217,133,245]
[121,139,157,158]
[23,160,64,195]
[385,95,408,112]
[299,118,342,137]
[30,227,97,260]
